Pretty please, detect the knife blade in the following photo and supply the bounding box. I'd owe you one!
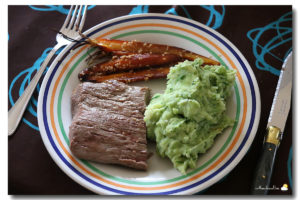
[252,52,292,195]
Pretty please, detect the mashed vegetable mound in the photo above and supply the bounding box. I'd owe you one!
[144,58,236,174]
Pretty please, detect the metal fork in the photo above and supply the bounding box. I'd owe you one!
[8,5,88,136]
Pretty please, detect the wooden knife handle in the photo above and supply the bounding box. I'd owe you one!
[251,126,282,195]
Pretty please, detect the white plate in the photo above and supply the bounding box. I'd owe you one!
[37,13,261,195]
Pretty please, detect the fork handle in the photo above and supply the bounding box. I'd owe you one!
[8,48,58,136]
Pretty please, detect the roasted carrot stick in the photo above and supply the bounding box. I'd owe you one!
[78,53,181,80]
[86,38,219,65]
[84,67,170,83]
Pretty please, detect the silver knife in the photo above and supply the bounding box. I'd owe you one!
[252,52,292,195]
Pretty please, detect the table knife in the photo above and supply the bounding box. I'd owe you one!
[251,52,292,195]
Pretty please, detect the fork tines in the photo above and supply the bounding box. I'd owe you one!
[61,5,88,32]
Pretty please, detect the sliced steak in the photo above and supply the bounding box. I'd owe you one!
[69,80,150,170]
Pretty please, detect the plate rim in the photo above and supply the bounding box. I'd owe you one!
[37,13,261,195]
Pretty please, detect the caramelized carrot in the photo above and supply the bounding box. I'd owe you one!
[86,38,219,65]
[78,53,181,80]
[84,67,170,83]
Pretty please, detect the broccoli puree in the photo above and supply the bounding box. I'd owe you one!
[144,58,236,174]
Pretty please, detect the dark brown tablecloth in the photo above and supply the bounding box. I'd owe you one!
[8,5,292,195]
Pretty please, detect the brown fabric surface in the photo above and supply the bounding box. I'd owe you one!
[8,5,292,195]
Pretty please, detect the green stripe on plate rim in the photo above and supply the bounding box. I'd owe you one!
[57,30,241,185]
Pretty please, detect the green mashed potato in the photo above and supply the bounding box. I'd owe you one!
[144,58,236,174]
